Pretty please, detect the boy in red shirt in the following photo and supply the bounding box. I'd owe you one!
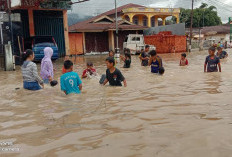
[82,62,96,78]
[179,53,188,66]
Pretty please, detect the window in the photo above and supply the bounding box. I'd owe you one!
[151,18,155,27]
[143,17,147,26]
[133,17,138,25]
[132,37,140,41]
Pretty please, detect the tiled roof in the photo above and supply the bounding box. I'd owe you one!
[201,24,230,35]
[69,3,146,32]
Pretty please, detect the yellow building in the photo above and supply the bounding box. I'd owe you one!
[122,7,180,27]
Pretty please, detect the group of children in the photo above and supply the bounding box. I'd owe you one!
[21,44,228,95]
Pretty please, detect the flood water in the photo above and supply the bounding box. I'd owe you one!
[1,50,232,157]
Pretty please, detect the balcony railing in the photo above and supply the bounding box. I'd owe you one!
[122,7,180,14]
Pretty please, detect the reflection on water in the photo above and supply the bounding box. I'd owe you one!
[1,50,232,157]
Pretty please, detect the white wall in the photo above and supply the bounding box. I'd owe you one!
[11,0,21,8]
[205,34,230,43]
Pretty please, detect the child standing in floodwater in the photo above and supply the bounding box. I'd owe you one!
[121,49,131,68]
[204,47,221,72]
[139,45,150,66]
[40,47,54,83]
[103,57,127,87]
[179,53,189,66]
[21,49,44,90]
[148,50,164,74]
[82,62,97,78]
[60,60,82,95]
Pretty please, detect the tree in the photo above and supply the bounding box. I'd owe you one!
[173,3,222,28]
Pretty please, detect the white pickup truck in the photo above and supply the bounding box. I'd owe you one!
[123,34,155,55]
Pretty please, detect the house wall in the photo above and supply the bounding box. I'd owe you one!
[85,32,109,53]
[204,34,229,43]
[69,33,84,55]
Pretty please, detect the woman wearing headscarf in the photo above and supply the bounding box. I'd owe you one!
[40,47,54,84]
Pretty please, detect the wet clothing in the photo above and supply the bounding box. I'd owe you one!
[205,55,220,72]
[123,59,131,68]
[151,57,163,73]
[106,68,125,86]
[141,52,149,66]
[99,74,106,84]
[180,59,189,66]
[41,47,54,80]
[23,81,41,91]
[60,71,82,95]
[216,51,228,59]
[82,68,96,78]
[21,61,43,90]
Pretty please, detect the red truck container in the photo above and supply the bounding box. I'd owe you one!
[144,31,187,53]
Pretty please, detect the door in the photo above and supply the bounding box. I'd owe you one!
[33,10,66,57]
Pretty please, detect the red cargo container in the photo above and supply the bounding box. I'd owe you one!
[144,31,187,53]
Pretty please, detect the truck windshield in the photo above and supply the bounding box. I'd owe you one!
[34,37,55,46]
[132,37,140,41]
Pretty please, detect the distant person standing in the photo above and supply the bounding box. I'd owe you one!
[216,47,228,59]
[204,47,221,73]
[224,41,228,49]
[139,45,150,66]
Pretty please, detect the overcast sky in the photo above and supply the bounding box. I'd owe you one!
[69,0,232,23]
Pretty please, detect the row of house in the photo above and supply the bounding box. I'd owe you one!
[68,3,181,54]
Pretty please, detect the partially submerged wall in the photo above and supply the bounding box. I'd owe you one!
[144,31,187,53]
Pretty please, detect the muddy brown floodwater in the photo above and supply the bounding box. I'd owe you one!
[1,50,232,157]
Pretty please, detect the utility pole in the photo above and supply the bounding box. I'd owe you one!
[115,0,119,57]
[189,0,194,52]
[229,17,232,42]
[7,0,13,52]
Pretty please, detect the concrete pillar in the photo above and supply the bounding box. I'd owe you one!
[128,14,134,23]
[4,44,13,71]
[176,16,180,23]
[155,16,158,27]
[108,30,115,51]
[83,32,86,54]
[148,15,151,27]
[162,17,166,26]
[63,10,70,56]
[28,9,35,36]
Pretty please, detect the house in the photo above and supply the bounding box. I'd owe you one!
[69,3,181,54]
[201,24,231,43]
[0,0,73,58]
[69,3,147,54]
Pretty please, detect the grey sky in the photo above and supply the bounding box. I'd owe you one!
[69,0,232,23]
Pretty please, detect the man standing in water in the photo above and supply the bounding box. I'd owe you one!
[204,47,221,73]
[139,45,150,66]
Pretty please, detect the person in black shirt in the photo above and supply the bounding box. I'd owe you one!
[139,45,150,66]
[121,49,131,68]
[103,57,127,87]
[216,47,228,59]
